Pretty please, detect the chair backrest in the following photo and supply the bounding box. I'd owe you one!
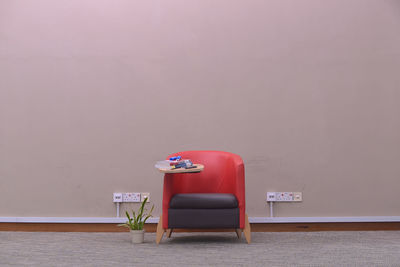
[166,150,242,194]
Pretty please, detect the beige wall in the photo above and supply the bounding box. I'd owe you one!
[1,0,400,218]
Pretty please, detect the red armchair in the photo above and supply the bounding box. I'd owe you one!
[156,151,251,244]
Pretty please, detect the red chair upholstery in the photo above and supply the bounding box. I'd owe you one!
[156,151,251,244]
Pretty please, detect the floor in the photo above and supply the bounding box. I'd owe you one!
[1,231,400,266]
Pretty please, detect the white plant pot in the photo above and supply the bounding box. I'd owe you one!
[130,230,145,244]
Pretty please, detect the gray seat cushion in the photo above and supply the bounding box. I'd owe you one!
[168,208,239,228]
[169,193,238,209]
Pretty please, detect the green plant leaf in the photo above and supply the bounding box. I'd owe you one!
[118,198,154,231]
[131,210,137,229]
[126,211,132,224]
[143,205,154,224]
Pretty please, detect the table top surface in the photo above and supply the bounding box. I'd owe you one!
[157,164,204,174]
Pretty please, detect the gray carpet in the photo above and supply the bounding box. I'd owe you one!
[1,231,400,266]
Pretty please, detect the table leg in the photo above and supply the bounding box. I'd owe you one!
[156,215,165,244]
[243,213,251,244]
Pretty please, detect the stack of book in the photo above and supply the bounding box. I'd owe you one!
[155,156,195,170]
[169,156,195,169]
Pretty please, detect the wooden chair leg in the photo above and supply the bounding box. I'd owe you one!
[235,229,242,239]
[166,228,173,238]
[243,213,251,244]
[156,215,165,244]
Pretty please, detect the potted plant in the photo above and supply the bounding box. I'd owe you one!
[118,198,154,243]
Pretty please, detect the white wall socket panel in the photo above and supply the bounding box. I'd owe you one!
[276,192,293,201]
[293,192,302,201]
[266,192,276,202]
[122,193,141,202]
[141,193,150,202]
[267,192,302,202]
[113,193,123,203]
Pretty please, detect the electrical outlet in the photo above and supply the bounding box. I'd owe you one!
[293,192,302,202]
[266,192,276,202]
[276,192,293,201]
[268,192,302,202]
[113,193,123,203]
[122,193,141,202]
[141,193,150,202]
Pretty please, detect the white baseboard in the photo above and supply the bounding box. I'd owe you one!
[1,216,400,224]
[249,216,400,223]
